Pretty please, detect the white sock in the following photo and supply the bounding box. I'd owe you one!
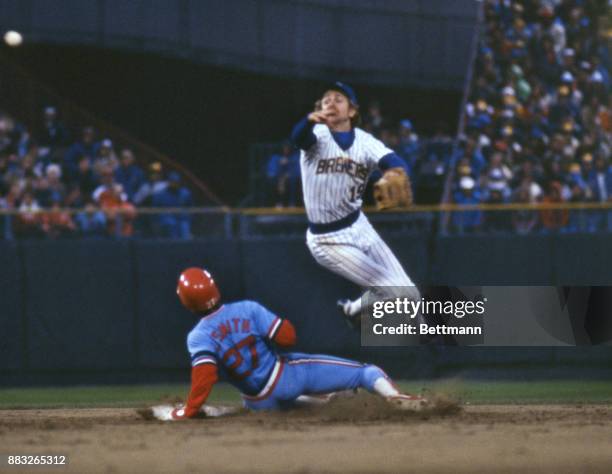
[373,377,400,398]
[294,394,332,406]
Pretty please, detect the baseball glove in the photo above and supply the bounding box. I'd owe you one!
[373,168,413,210]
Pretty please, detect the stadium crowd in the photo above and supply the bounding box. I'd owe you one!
[265,0,610,235]
[451,0,611,233]
[0,107,193,239]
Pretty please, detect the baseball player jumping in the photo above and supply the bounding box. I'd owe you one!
[290,82,419,326]
[152,267,427,420]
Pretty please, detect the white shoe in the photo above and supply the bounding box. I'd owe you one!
[337,299,360,329]
[337,298,351,315]
[387,394,429,412]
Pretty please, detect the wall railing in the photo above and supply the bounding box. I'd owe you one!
[2,202,612,240]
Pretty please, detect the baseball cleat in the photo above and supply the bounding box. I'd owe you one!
[337,299,360,329]
[386,394,429,412]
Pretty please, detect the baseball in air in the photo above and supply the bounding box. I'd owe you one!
[4,30,23,47]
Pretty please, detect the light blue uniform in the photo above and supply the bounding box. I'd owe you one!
[187,300,388,410]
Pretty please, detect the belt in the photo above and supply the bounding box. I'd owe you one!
[308,210,360,235]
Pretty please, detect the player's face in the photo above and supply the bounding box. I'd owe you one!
[321,91,356,129]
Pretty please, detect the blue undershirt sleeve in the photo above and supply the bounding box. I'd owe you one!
[378,152,409,174]
[290,116,317,150]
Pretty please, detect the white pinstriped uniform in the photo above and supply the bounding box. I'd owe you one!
[301,125,418,298]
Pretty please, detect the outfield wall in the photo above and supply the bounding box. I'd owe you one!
[0,235,611,384]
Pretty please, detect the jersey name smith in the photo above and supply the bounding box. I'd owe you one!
[211,318,251,342]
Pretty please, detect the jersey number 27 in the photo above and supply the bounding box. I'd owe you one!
[222,335,259,380]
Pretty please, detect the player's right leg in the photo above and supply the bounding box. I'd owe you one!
[363,226,415,287]
[346,218,421,319]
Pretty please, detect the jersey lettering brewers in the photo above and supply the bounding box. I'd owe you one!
[301,125,393,224]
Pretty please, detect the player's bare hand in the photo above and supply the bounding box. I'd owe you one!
[149,405,188,421]
[308,111,333,124]
[147,404,238,421]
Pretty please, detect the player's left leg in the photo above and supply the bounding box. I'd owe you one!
[280,352,427,410]
[340,217,420,318]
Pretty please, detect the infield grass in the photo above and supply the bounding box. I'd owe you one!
[0,380,610,409]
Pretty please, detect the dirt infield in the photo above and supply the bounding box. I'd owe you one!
[1,398,611,473]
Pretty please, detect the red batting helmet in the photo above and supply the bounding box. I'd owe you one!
[176,267,221,313]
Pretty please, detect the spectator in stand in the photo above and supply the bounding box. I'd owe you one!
[93,167,136,237]
[512,156,544,200]
[65,155,99,208]
[151,172,193,239]
[0,115,16,155]
[379,129,400,150]
[64,126,98,178]
[0,188,7,238]
[512,186,538,234]
[588,155,612,202]
[362,100,386,137]
[482,151,513,190]
[115,148,145,202]
[565,161,590,232]
[580,152,595,183]
[416,123,453,204]
[133,161,168,206]
[396,119,420,177]
[456,137,487,179]
[452,160,475,197]
[484,165,512,197]
[74,199,107,238]
[588,155,612,231]
[536,4,566,56]
[265,142,300,208]
[540,181,569,233]
[39,106,68,153]
[4,182,22,210]
[483,168,511,232]
[41,196,76,239]
[15,151,38,192]
[0,154,10,195]
[93,139,119,175]
[15,190,44,238]
[1,181,20,239]
[6,152,22,178]
[43,164,66,206]
[33,173,52,208]
[452,176,482,234]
